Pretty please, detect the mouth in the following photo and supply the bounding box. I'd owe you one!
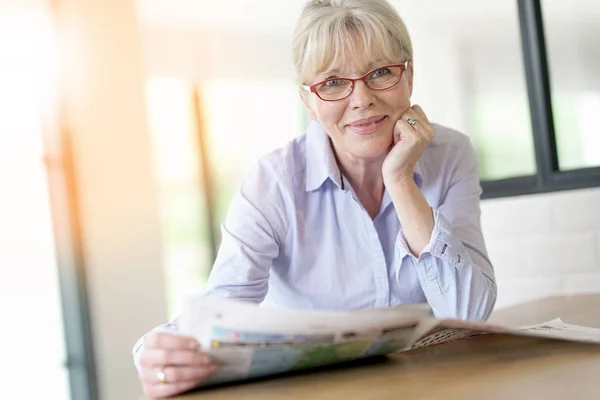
[346,116,387,135]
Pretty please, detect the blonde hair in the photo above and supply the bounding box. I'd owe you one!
[292,0,413,85]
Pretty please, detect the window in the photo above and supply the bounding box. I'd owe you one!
[400,0,536,181]
[482,0,600,198]
[542,0,600,171]
[395,0,600,197]
[146,78,215,318]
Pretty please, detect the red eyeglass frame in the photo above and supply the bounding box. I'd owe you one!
[301,61,409,101]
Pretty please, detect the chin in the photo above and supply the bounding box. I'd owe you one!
[349,140,391,160]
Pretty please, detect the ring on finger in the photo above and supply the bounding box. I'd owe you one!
[406,117,417,126]
[156,369,168,384]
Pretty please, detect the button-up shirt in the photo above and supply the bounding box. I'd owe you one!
[203,121,496,320]
[133,121,497,367]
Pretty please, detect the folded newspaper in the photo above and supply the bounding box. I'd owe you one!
[179,295,600,387]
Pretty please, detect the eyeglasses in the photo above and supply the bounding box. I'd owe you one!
[301,61,409,102]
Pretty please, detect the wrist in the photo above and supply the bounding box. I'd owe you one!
[384,173,416,192]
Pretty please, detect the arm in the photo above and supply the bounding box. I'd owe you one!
[393,139,496,321]
[383,105,495,321]
[132,158,286,384]
[202,157,287,301]
[388,178,434,256]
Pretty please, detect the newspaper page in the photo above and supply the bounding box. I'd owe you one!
[408,317,600,350]
[408,318,510,349]
[516,318,600,343]
[179,295,433,386]
[179,296,600,387]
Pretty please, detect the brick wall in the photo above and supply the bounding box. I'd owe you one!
[481,187,600,309]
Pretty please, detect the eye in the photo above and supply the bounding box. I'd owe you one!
[322,79,345,87]
[369,67,391,79]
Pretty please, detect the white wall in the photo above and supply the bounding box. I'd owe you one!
[483,187,600,309]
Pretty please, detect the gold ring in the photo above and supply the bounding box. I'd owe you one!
[406,118,417,126]
[156,370,168,384]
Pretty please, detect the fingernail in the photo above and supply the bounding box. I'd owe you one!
[189,340,199,349]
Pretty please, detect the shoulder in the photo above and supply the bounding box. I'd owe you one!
[228,135,307,238]
[242,134,308,195]
[429,123,473,153]
[423,123,477,166]
[418,123,480,194]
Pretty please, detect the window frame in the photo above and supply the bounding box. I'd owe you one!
[481,0,600,199]
[46,126,98,400]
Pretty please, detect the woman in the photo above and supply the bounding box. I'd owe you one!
[134,0,497,397]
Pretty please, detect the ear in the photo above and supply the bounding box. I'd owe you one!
[299,87,317,120]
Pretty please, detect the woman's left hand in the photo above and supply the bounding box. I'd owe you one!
[382,104,435,185]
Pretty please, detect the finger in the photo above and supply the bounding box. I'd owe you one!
[401,108,420,121]
[400,111,420,132]
[402,109,434,140]
[145,332,200,351]
[141,365,219,386]
[394,118,418,143]
[143,379,204,399]
[139,349,212,368]
[410,104,429,123]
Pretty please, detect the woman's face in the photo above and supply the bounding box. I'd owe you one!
[301,42,413,161]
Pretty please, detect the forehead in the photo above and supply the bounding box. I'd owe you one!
[305,27,400,82]
[318,59,388,78]
[314,40,394,79]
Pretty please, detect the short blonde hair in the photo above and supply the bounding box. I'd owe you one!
[292,0,413,85]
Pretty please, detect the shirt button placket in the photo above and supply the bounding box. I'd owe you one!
[365,215,389,307]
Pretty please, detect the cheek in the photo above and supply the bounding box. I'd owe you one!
[400,81,412,104]
[316,102,346,125]
[390,88,412,115]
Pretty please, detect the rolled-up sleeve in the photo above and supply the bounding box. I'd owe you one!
[396,139,497,321]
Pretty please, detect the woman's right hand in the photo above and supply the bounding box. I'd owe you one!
[138,332,219,398]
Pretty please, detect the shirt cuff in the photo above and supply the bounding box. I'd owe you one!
[423,209,472,268]
[395,209,472,271]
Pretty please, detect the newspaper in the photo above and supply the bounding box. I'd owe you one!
[178,295,600,387]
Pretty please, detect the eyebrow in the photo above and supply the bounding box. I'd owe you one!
[320,60,387,79]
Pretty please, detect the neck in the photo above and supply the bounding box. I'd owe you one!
[332,145,387,217]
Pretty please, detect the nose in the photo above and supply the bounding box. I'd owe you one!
[349,79,375,109]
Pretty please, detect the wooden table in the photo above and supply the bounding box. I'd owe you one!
[175,294,600,400]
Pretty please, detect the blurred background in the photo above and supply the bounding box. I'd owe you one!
[1,0,599,399]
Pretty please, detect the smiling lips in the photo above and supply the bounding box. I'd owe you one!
[346,115,387,135]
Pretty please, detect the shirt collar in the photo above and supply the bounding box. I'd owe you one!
[305,121,343,192]
[305,121,424,192]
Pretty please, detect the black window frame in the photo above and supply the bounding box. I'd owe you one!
[46,125,98,400]
[481,0,600,199]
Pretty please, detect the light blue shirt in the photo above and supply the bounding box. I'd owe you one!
[203,121,496,321]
